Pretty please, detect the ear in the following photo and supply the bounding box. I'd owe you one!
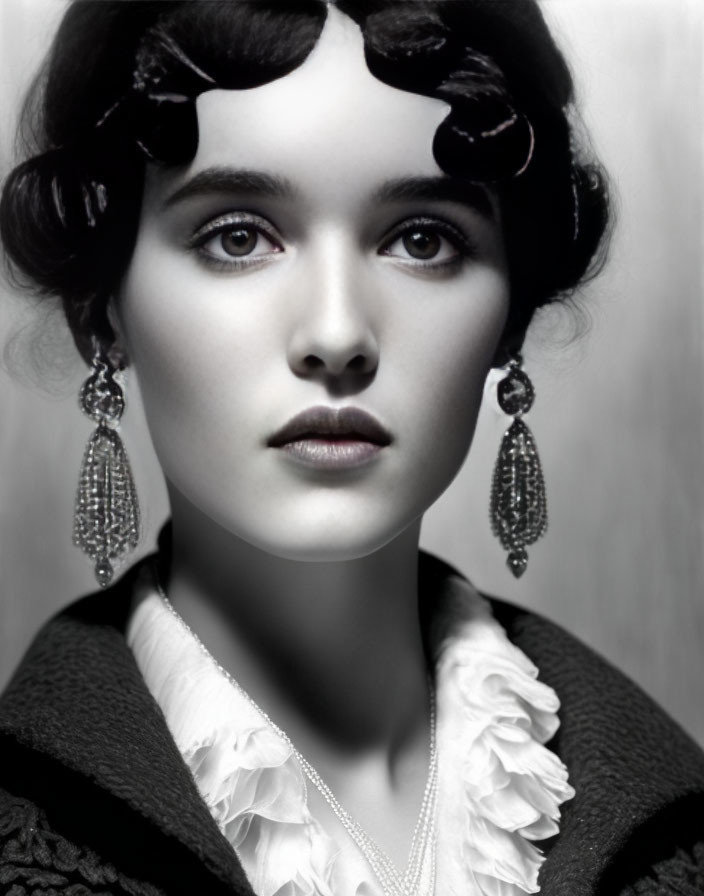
[106,297,130,368]
[492,328,526,369]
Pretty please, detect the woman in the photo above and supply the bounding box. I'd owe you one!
[0,2,702,895]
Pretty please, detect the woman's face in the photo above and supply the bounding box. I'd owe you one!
[117,8,510,561]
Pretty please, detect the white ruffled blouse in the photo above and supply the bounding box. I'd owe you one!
[127,566,573,896]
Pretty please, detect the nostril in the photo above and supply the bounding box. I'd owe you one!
[348,354,368,372]
[301,353,371,374]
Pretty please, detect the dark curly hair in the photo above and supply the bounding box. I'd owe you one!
[0,0,610,363]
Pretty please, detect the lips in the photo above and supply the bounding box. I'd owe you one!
[268,406,391,470]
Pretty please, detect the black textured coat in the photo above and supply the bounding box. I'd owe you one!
[1,554,703,896]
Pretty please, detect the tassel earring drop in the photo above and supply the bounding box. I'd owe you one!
[490,355,547,578]
[73,344,140,587]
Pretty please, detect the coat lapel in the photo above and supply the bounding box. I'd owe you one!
[490,594,704,895]
[0,565,252,896]
[418,553,704,895]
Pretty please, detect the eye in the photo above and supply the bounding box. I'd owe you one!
[380,217,476,269]
[396,229,446,261]
[189,214,283,269]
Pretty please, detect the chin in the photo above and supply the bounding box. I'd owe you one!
[235,518,418,563]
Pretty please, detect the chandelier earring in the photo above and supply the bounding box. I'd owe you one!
[489,355,547,578]
[73,341,140,587]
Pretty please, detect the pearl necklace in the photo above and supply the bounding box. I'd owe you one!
[155,582,438,896]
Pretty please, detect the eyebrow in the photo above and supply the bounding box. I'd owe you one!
[163,167,494,220]
[373,177,495,220]
[163,167,298,209]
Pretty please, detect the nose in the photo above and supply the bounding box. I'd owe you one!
[287,246,379,385]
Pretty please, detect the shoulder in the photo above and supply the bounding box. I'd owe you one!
[489,594,704,890]
[483,592,704,785]
[422,552,702,776]
[421,551,704,894]
[0,566,156,895]
[0,557,246,896]
[0,564,140,760]
[488,598,704,895]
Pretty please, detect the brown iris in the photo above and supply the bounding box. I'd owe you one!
[221,228,258,256]
[402,230,441,260]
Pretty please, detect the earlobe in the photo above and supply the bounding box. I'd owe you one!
[106,298,130,368]
[492,324,526,369]
[491,342,514,370]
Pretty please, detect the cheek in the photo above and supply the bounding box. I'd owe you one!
[400,267,509,473]
[115,234,266,473]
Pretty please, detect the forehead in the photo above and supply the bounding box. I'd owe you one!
[173,7,450,199]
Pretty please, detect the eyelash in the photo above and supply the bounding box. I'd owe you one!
[187,212,477,273]
[379,216,477,271]
[188,212,283,272]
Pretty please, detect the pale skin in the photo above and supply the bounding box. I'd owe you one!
[115,9,510,867]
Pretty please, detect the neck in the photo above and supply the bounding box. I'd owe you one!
[163,491,429,763]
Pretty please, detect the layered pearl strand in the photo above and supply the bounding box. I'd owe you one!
[294,692,437,896]
[156,584,438,896]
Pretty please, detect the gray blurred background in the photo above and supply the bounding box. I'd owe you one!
[1,1,703,744]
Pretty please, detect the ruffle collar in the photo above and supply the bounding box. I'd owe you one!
[127,565,573,896]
